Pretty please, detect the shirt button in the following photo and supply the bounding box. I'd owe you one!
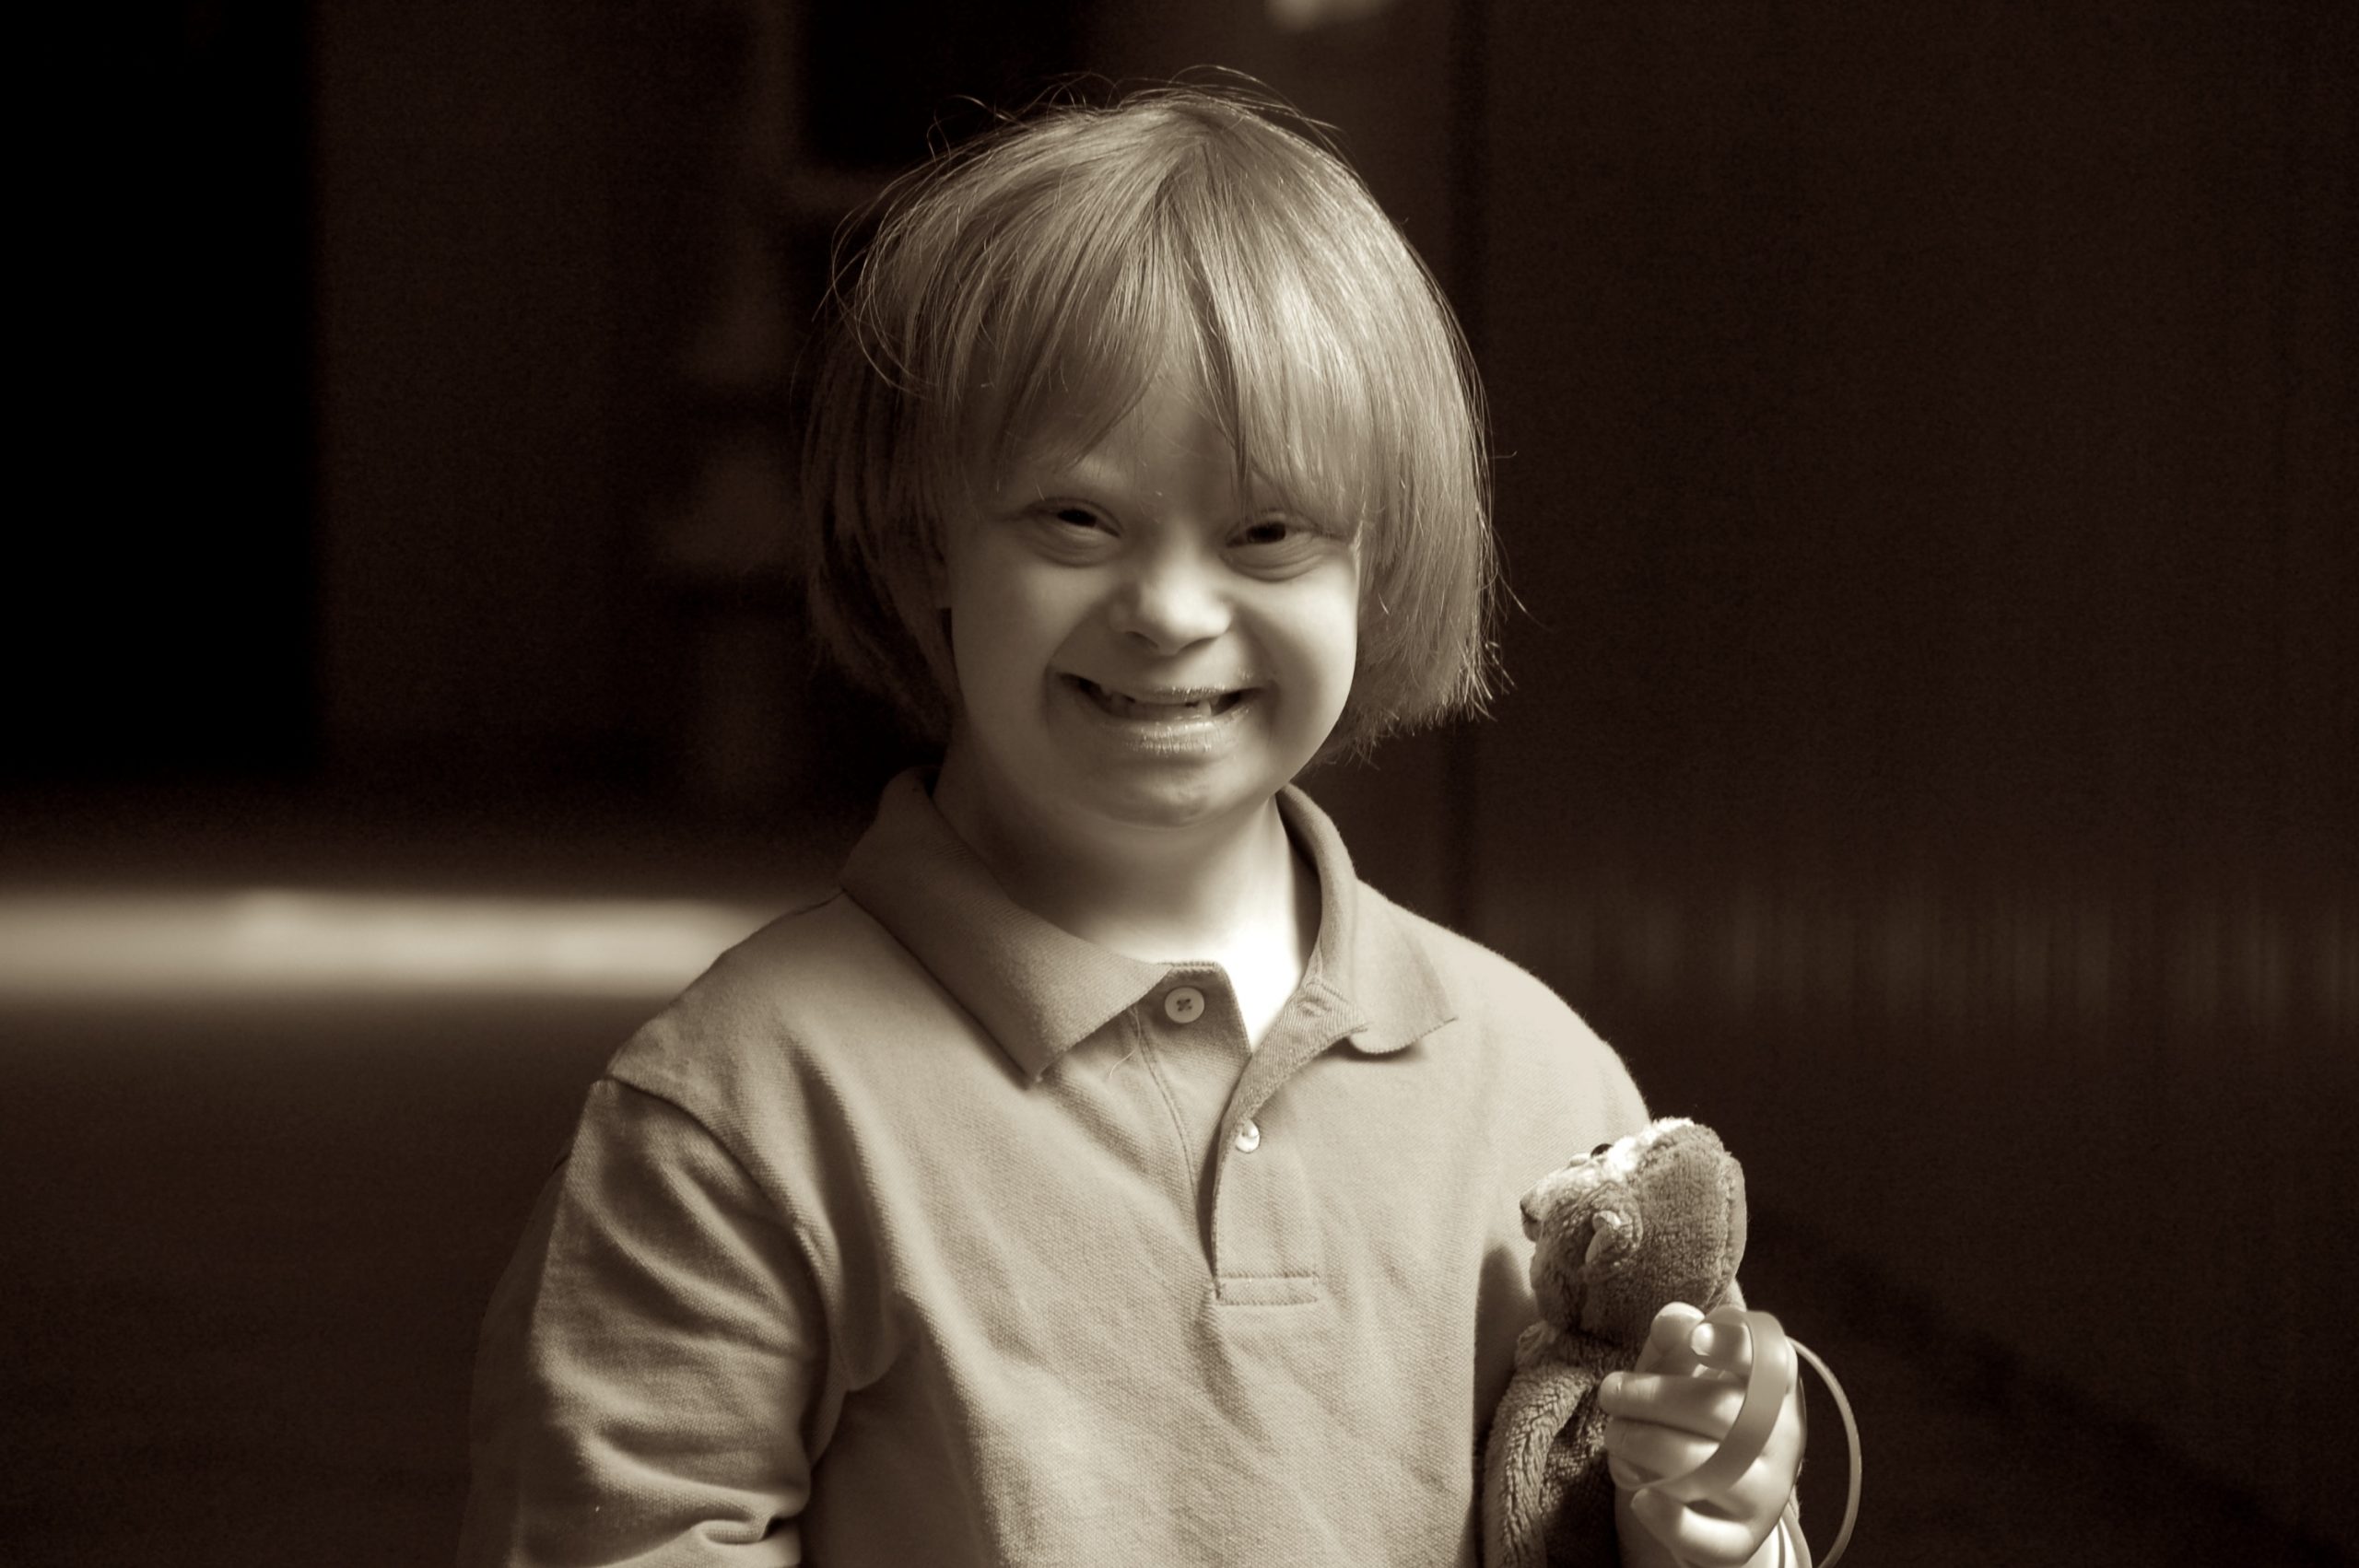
[1234,1118,1262,1153]
[1164,986,1205,1024]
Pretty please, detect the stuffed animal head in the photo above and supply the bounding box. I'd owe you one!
[1519,1117,1748,1346]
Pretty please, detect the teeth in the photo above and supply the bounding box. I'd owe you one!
[1080,680,1233,720]
[1108,692,1212,719]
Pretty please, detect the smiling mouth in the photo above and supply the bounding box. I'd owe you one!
[1066,675,1250,720]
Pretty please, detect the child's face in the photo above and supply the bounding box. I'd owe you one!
[936,376,1360,843]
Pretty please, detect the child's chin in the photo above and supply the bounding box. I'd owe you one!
[1085,774,1229,822]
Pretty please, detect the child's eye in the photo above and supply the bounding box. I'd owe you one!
[1018,501,1119,562]
[1017,500,1113,534]
[1031,503,1117,539]
[1232,514,1319,550]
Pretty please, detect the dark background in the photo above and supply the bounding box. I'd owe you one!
[5,1,2352,1562]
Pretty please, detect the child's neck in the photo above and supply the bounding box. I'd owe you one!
[931,766,1317,1043]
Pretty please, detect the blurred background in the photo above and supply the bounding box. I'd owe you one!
[4,1,2352,1563]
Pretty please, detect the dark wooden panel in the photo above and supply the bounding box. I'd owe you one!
[1471,0,2355,1548]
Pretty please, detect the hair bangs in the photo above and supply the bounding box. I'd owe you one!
[950,232,1206,513]
[961,129,1413,546]
[1176,188,1398,547]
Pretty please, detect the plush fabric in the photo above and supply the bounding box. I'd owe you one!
[1482,1119,1748,1568]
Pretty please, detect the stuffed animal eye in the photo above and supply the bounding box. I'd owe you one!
[1590,1142,1614,1158]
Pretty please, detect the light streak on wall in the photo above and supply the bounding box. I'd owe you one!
[0,890,781,1002]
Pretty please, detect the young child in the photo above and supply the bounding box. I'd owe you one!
[459,84,1806,1568]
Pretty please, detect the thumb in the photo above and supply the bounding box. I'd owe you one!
[1634,1302,1708,1375]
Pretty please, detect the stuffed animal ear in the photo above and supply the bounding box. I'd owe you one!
[1582,1211,1619,1268]
[1575,1205,1645,1337]
[1581,1207,1640,1275]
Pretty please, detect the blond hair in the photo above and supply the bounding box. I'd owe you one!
[803,82,1496,755]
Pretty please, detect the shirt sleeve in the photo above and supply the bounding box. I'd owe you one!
[458,1079,829,1568]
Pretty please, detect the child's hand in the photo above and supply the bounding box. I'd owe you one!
[1599,1302,1805,1568]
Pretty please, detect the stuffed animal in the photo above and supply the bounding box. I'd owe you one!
[1481,1117,1749,1568]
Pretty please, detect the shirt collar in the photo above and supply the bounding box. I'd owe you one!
[839,768,1455,1080]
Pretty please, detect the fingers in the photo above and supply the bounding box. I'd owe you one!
[1607,1412,1791,1507]
[1605,1331,1812,1562]
[1601,1368,1747,1440]
[1636,1301,1755,1383]
[1602,1415,1719,1492]
[1628,1486,1783,1568]
[1633,1301,1708,1375]
[1616,1363,1805,1489]
[1693,1305,1755,1376]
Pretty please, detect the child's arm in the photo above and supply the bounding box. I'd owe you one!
[1602,1305,1809,1568]
[458,1080,825,1567]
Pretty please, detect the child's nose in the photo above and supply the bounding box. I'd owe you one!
[1111,552,1231,652]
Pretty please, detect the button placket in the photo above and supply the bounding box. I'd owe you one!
[1140,970,1316,1301]
[1208,1095,1317,1304]
[1200,1006,1357,1302]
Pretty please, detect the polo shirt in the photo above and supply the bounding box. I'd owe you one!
[460,770,1649,1568]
